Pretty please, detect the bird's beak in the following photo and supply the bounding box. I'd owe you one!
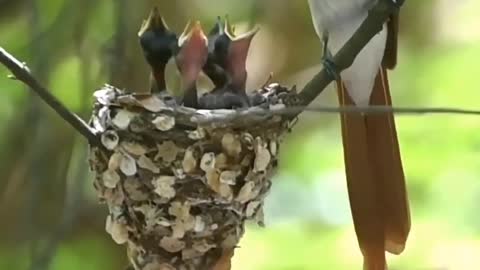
[178,21,208,49]
[224,15,236,39]
[177,21,208,86]
[230,26,259,44]
[209,16,225,37]
[138,6,169,37]
[226,26,259,90]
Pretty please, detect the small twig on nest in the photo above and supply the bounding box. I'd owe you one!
[0,47,99,145]
[297,0,405,114]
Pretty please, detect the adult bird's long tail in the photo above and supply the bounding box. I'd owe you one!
[337,66,410,269]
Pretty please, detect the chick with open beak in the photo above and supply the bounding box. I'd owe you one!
[223,17,258,95]
[198,17,259,109]
[206,17,258,94]
[175,21,208,108]
[138,7,177,94]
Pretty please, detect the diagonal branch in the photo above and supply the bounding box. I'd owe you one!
[0,47,100,145]
[297,0,405,112]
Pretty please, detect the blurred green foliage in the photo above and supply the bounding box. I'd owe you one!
[1,0,480,269]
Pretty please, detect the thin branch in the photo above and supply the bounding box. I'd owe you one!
[0,47,100,145]
[287,105,480,116]
[297,0,404,114]
[188,104,480,125]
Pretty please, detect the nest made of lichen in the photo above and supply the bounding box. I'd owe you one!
[88,84,296,269]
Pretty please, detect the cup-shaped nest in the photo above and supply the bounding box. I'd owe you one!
[88,84,295,270]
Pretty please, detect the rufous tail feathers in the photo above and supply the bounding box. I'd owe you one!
[336,67,410,270]
[368,68,410,254]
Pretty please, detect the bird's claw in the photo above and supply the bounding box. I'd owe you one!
[322,51,340,81]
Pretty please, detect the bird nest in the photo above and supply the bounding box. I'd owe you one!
[88,84,297,270]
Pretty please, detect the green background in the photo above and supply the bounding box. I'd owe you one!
[1,0,479,269]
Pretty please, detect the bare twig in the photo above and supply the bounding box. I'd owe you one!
[297,0,405,113]
[0,47,99,145]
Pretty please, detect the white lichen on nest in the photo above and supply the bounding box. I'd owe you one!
[88,84,296,270]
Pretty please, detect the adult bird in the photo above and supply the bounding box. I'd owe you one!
[198,17,258,109]
[175,21,209,108]
[307,1,410,269]
[138,7,178,94]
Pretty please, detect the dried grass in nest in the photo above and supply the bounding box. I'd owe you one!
[88,84,296,270]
